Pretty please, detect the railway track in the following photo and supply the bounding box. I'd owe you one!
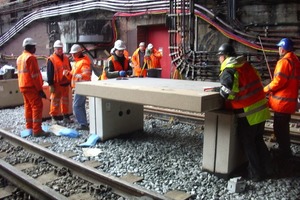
[1,106,300,199]
[144,105,300,144]
[0,128,172,200]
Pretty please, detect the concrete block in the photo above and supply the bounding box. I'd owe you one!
[227,177,246,193]
[89,97,143,141]
[76,78,223,113]
[202,110,246,176]
[0,79,23,108]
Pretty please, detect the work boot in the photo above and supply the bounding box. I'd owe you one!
[76,125,89,131]
[51,116,59,124]
[33,130,50,137]
[62,115,73,124]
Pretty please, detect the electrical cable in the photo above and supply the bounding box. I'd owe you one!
[258,36,273,80]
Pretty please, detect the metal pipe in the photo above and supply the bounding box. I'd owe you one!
[0,0,170,47]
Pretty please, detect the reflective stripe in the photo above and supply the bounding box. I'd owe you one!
[272,95,297,102]
[236,103,267,118]
[235,86,262,101]
[33,119,42,123]
[31,73,40,78]
[221,85,231,94]
[239,79,261,92]
[18,69,29,73]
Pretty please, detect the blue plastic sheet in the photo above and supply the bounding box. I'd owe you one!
[78,134,100,147]
[59,128,80,138]
[20,129,32,138]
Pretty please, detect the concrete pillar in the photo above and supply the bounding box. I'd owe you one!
[89,97,144,141]
[0,79,23,108]
[202,110,246,177]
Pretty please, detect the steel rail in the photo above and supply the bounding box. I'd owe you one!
[144,106,300,144]
[0,159,68,200]
[0,128,172,200]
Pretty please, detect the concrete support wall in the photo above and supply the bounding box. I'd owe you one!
[1,22,49,68]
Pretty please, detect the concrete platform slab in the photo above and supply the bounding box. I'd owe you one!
[75,78,222,113]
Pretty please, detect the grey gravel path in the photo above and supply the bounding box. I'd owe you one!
[0,106,300,200]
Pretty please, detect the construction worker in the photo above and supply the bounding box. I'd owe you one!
[145,43,162,69]
[131,42,147,77]
[46,40,72,124]
[64,44,92,130]
[264,38,300,159]
[110,39,129,59]
[16,38,49,137]
[101,40,132,80]
[217,43,274,182]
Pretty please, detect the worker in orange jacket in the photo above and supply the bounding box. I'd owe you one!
[131,42,147,77]
[47,40,72,124]
[217,43,273,182]
[16,38,49,137]
[101,40,131,80]
[264,38,300,158]
[145,43,162,69]
[110,40,130,59]
[64,44,92,130]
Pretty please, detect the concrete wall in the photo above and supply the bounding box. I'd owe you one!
[118,14,166,55]
[1,1,300,72]
[1,21,49,68]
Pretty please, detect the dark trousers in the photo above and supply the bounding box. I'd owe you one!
[237,117,273,178]
[273,112,292,157]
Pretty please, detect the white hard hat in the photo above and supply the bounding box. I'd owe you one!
[139,42,145,47]
[147,43,153,49]
[110,47,116,54]
[22,38,37,47]
[114,40,126,50]
[69,44,82,54]
[53,40,63,48]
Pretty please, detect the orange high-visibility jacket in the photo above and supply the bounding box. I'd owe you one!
[264,52,300,113]
[220,56,270,125]
[69,54,91,88]
[16,50,43,92]
[147,48,162,69]
[131,48,147,77]
[48,53,71,86]
[100,55,129,80]
[224,62,266,109]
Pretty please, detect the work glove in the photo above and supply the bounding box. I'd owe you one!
[212,87,221,92]
[75,74,82,80]
[39,90,47,99]
[126,70,132,76]
[49,85,55,93]
[119,70,126,77]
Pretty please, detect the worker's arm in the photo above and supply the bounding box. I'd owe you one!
[219,68,235,99]
[105,60,119,78]
[28,56,43,92]
[46,58,55,86]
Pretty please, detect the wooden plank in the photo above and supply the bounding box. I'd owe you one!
[165,190,192,200]
[120,173,143,184]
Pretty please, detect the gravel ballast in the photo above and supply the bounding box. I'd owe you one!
[0,105,300,200]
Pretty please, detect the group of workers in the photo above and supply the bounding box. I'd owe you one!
[101,40,162,79]
[217,38,300,182]
[16,38,162,137]
[17,38,92,137]
[16,36,299,182]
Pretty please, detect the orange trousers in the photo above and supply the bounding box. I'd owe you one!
[49,85,70,117]
[21,88,43,134]
[134,67,147,77]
